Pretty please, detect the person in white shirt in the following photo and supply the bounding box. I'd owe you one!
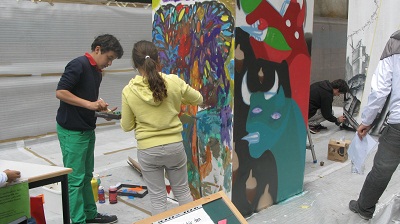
[349,30,400,220]
[0,169,21,187]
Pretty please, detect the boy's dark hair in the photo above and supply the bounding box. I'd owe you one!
[91,34,124,59]
[331,79,349,94]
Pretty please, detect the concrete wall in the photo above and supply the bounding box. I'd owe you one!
[310,17,348,84]
[310,0,348,84]
[314,0,348,18]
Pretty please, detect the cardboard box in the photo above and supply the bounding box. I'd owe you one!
[327,139,351,162]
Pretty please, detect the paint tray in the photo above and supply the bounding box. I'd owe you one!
[115,183,148,198]
[95,111,121,120]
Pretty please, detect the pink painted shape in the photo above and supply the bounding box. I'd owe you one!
[218,219,227,224]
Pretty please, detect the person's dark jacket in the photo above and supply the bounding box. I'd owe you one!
[308,80,337,123]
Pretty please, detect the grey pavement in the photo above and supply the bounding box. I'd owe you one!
[1,107,400,223]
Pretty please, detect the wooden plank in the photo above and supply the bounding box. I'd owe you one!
[0,74,32,77]
[134,191,248,224]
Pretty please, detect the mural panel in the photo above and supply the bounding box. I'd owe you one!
[232,0,313,217]
[344,0,400,135]
[152,0,235,199]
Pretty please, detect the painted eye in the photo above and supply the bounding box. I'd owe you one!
[252,107,262,114]
[271,112,281,120]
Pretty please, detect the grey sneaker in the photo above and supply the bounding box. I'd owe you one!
[86,213,118,224]
[349,200,373,220]
[309,126,319,134]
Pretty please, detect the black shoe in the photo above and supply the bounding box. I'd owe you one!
[316,124,327,130]
[86,213,118,224]
[349,200,373,220]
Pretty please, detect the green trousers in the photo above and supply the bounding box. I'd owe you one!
[57,124,97,224]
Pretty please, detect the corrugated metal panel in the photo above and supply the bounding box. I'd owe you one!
[0,1,150,141]
[0,1,151,75]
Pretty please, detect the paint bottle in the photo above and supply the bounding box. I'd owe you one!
[95,174,101,186]
[91,177,99,202]
[109,185,118,204]
[98,186,105,204]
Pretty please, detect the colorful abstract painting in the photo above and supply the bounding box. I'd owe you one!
[152,0,235,199]
[232,0,313,217]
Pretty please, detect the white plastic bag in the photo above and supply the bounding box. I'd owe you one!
[348,132,378,174]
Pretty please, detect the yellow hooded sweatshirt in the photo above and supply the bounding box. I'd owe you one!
[120,72,203,149]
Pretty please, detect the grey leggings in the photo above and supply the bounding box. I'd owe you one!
[137,141,193,215]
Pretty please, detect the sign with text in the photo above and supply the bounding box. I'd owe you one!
[135,191,247,224]
[153,205,213,224]
[0,181,30,224]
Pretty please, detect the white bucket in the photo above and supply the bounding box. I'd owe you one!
[42,183,62,215]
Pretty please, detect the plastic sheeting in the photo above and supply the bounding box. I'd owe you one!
[0,1,151,75]
[0,1,151,141]
[0,72,137,141]
[372,193,400,224]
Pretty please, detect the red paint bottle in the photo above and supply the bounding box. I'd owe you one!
[109,186,118,204]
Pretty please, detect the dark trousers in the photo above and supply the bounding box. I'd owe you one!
[358,123,400,216]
